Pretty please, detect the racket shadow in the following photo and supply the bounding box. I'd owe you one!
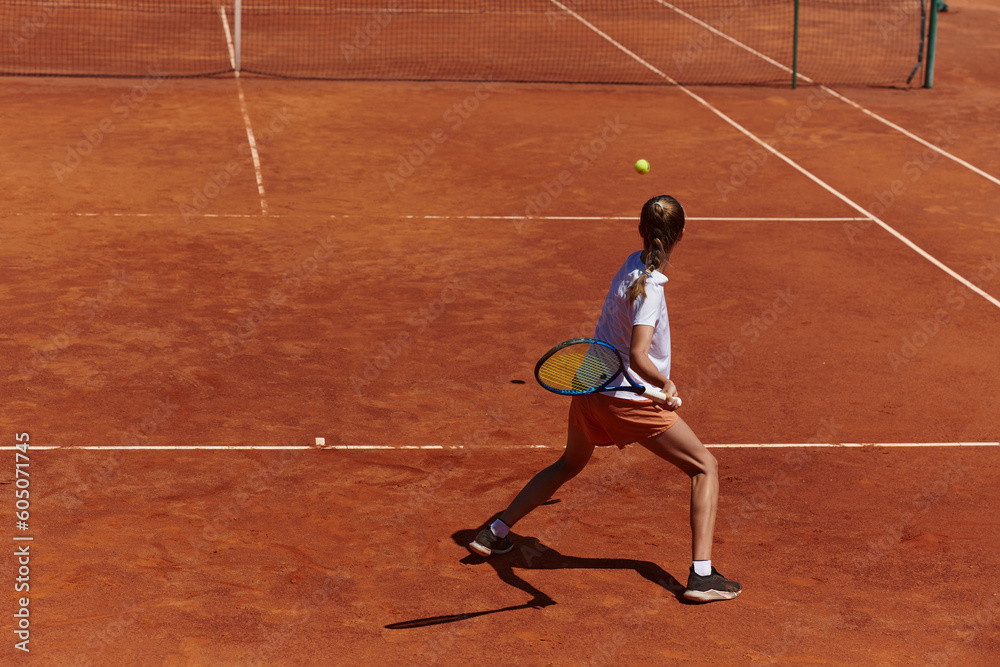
[384,525,690,630]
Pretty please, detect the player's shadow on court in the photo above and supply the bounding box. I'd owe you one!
[384,522,689,629]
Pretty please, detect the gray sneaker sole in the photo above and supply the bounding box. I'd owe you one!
[468,540,492,557]
[683,588,741,602]
[468,537,512,557]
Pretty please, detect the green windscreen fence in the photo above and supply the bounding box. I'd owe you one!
[2,1,929,86]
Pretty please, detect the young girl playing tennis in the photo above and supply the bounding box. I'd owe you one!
[470,194,741,602]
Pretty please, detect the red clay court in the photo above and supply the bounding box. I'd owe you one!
[1,1,998,664]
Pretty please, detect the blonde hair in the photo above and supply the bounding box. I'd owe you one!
[627,195,685,304]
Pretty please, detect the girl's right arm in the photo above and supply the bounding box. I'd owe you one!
[629,324,680,408]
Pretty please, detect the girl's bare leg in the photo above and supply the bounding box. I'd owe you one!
[499,423,595,528]
[639,416,719,561]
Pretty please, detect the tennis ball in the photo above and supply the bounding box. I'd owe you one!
[635,159,650,174]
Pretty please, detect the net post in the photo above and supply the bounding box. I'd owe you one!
[791,0,800,89]
[234,0,242,73]
[924,0,941,88]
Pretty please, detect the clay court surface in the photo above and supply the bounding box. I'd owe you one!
[2,1,999,664]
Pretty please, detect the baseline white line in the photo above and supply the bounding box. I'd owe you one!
[399,215,871,222]
[548,0,1000,311]
[5,443,996,451]
[653,0,1000,188]
[14,446,313,451]
[692,217,871,222]
[9,212,873,222]
[219,5,268,216]
[318,445,552,450]
[707,442,1000,449]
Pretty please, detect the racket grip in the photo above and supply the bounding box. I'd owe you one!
[643,387,668,402]
[643,387,680,406]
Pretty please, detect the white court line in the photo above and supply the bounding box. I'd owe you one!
[653,0,1000,188]
[9,446,319,451]
[687,217,870,222]
[9,212,872,222]
[26,446,315,450]
[10,212,263,218]
[398,215,872,222]
[548,0,1000,312]
[708,442,1000,449]
[219,5,268,216]
[5,443,997,451]
[7,445,544,451]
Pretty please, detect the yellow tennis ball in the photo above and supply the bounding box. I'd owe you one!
[635,159,650,174]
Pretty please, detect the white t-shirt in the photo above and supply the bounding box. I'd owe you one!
[593,251,671,401]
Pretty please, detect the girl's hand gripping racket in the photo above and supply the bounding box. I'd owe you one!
[534,338,681,408]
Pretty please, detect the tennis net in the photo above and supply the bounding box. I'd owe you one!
[1,1,929,86]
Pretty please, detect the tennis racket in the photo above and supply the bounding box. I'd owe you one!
[533,337,681,407]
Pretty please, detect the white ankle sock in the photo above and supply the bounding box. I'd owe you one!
[693,560,712,577]
[490,519,510,539]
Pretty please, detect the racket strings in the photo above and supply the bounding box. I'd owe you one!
[537,343,620,394]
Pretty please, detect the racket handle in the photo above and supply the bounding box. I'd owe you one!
[644,387,667,401]
[644,387,681,408]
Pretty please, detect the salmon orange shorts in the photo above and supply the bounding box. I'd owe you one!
[568,392,679,449]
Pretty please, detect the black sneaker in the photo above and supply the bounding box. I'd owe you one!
[468,525,513,557]
[683,566,742,602]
